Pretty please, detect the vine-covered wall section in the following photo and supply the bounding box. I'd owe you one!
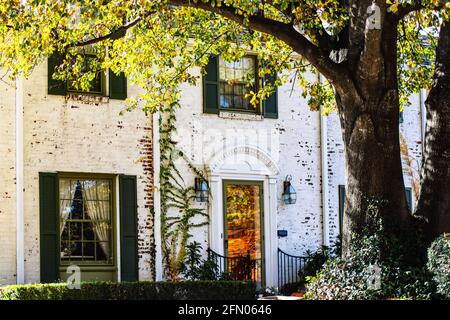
[158,103,209,281]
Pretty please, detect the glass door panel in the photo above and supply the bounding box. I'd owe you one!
[224,181,263,285]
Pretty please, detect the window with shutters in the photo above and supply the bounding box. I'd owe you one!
[203,55,278,118]
[59,177,114,266]
[338,186,414,235]
[40,172,138,282]
[48,53,127,100]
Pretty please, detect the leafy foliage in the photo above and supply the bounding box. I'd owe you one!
[427,234,450,299]
[305,200,437,300]
[181,241,234,281]
[3,1,448,114]
[159,105,209,280]
[0,281,256,300]
[298,240,341,283]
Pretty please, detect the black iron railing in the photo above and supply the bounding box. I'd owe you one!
[207,249,262,283]
[277,248,310,289]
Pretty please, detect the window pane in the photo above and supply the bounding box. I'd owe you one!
[67,55,103,94]
[59,178,113,264]
[219,56,256,111]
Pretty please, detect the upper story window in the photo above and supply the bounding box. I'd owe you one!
[48,53,127,100]
[67,54,105,95]
[219,55,257,112]
[203,55,278,119]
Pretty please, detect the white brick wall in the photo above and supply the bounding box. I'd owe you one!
[173,68,425,258]
[0,76,17,286]
[0,62,154,284]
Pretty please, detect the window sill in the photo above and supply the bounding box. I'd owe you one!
[59,265,116,272]
[218,110,263,121]
[65,92,110,104]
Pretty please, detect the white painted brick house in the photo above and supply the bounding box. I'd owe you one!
[0,54,425,288]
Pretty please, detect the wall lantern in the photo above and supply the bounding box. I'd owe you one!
[282,175,297,205]
[195,177,209,202]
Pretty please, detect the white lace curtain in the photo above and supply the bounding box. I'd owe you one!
[59,179,111,260]
[82,181,111,260]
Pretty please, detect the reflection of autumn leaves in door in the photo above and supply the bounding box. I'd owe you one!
[225,184,262,262]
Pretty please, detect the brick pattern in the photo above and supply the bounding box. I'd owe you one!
[0,62,154,284]
[0,77,17,286]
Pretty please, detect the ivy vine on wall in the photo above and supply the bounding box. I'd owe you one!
[159,102,209,281]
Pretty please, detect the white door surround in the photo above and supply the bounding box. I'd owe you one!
[206,145,279,287]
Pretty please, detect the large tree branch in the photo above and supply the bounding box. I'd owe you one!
[71,17,142,47]
[167,0,354,93]
[396,0,448,19]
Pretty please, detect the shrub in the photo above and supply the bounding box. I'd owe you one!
[427,234,450,299]
[305,201,437,300]
[181,242,234,281]
[298,237,341,284]
[279,282,305,296]
[0,281,256,300]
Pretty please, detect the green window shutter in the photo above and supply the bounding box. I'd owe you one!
[109,70,127,100]
[48,54,67,96]
[119,175,139,281]
[338,185,346,235]
[263,72,278,119]
[39,172,59,283]
[203,55,219,114]
[405,187,413,213]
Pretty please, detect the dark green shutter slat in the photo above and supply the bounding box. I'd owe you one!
[109,70,127,100]
[405,187,413,213]
[263,72,278,119]
[338,185,346,235]
[48,54,66,95]
[39,172,59,283]
[119,175,139,282]
[203,55,219,114]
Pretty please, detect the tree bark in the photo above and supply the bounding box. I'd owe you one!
[337,90,411,256]
[338,3,412,256]
[415,22,450,241]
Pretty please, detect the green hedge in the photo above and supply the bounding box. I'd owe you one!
[0,281,256,300]
[427,234,450,299]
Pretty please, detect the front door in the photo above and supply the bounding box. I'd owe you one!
[223,180,264,286]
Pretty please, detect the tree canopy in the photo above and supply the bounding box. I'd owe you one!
[2,1,450,256]
[0,1,447,113]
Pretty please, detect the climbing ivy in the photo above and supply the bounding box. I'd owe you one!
[159,102,209,281]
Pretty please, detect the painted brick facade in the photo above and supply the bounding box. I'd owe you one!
[173,67,425,259]
[0,77,17,286]
[0,63,424,285]
[0,62,154,284]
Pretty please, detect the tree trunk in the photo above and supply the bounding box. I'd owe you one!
[337,90,411,257]
[415,22,450,241]
[336,5,412,256]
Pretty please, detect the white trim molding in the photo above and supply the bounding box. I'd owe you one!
[207,145,279,287]
[153,112,163,281]
[15,75,25,284]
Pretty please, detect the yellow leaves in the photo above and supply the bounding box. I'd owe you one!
[387,0,399,13]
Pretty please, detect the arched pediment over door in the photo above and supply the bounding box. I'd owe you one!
[205,145,280,287]
[207,145,280,177]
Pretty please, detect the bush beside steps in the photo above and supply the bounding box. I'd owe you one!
[0,281,256,300]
